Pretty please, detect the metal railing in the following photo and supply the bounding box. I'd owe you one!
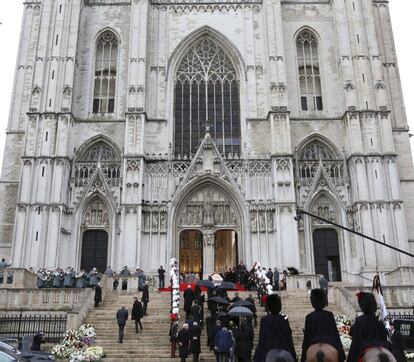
[0,311,67,342]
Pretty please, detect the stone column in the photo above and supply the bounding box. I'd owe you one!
[202,229,215,279]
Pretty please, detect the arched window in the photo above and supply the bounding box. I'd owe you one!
[296,30,323,112]
[74,141,121,187]
[174,37,240,156]
[300,141,335,160]
[93,31,118,114]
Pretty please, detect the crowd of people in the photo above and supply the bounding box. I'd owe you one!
[169,284,406,362]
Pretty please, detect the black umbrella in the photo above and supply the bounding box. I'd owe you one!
[208,296,230,305]
[233,300,253,307]
[217,282,237,290]
[227,306,253,317]
[196,280,214,288]
[216,312,227,320]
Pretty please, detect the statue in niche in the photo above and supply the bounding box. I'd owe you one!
[97,210,103,225]
[91,211,96,225]
[203,201,214,226]
[259,212,266,232]
[267,212,274,232]
[144,213,151,232]
[218,205,225,224]
[203,231,214,246]
[103,213,109,227]
[250,212,257,232]
[213,205,220,224]
[197,206,203,225]
[230,208,237,225]
[160,213,167,232]
[85,212,91,226]
[151,213,159,231]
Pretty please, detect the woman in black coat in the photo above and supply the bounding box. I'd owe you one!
[178,323,191,362]
[301,289,345,362]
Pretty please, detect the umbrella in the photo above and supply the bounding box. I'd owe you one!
[196,280,214,288]
[217,282,237,290]
[227,306,253,317]
[233,300,253,307]
[211,273,223,282]
[216,312,227,320]
[208,296,230,305]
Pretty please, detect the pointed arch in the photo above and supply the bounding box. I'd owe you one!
[308,190,341,224]
[170,27,243,157]
[297,133,341,160]
[167,26,246,82]
[295,27,323,112]
[75,135,122,162]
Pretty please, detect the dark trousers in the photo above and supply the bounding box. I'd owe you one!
[323,291,329,306]
[193,353,200,362]
[181,358,186,362]
[171,341,177,357]
[94,300,99,308]
[134,318,143,333]
[143,301,148,315]
[185,311,190,320]
[159,277,165,288]
[118,323,125,342]
[216,352,229,362]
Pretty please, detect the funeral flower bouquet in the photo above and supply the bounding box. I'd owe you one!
[51,324,105,361]
[335,315,352,351]
[406,352,414,361]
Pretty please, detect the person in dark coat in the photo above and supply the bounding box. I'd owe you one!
[184,285,195,320]
[347,292,389,362]
[211,319,223,352]
[301,289,345,362]
[194,285,205,328]
[158,266,166,289]
[178,323,191,362]
[191,300,203,326]
[169,318,179,358]
[215,327,233,362]
[206,311,216,350]
[190,321,202,362]
[319,274,329,306]
[31,332,45,351]
[94,284,102,308]
[246,293,258,327]
[115,306,129,343]
[131,297,144,333]
[389,321,407,362]
[253,294,296,362]
[141,282,149,315]
[234,318,254,362]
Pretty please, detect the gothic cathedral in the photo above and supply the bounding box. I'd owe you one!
[1,0,413,280]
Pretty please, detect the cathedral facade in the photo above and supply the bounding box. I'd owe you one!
[1,0,413,280]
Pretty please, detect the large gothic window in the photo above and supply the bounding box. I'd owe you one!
[93,31,118,114]
[174,37,241,157]
[296,30,323,112]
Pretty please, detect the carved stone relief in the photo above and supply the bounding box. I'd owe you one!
[310,195,338,225]
[82,198,110,229]
[142,208,168,234]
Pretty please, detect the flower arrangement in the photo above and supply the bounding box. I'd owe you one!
[335,315,352,351]
[51,324,105,361]
[406,352,414,361]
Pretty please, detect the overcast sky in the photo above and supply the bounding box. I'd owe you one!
[0,1,413,171]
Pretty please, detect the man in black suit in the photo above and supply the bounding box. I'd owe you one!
[389,321,407,362]
[141,281,149,315]
[158,266,166,289]
[116,306,129,343]
[131,297,144,333]
[183,285,194,320]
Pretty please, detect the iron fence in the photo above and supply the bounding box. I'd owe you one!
[0,311,67,342]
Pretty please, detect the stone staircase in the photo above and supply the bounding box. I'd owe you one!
[85,289,343,361]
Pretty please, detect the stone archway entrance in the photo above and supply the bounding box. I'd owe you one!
[313,228,341,281]
[81,229,108,273]
[214,230,238,273]
[176,187,241,278]
[179,230,203,276]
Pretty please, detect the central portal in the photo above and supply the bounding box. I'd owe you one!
[175,184,242,278]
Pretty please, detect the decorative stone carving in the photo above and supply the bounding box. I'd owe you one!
[82,197,110,229]
[310,195,338,225]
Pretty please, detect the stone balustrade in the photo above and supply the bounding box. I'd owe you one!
[0,268,37,289]
[286,274,320,291]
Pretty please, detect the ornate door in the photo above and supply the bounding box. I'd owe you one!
[81,230,108,273]
[179,230,203,276]
[313,228,341,281]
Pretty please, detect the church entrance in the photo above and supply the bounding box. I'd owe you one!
[313,229,341,281]
[81,230,108,273]
[179,230,203,277]
[214,229,238,273]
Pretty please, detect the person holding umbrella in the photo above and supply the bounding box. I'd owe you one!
[184,285,195,320]
[234,316,254,362]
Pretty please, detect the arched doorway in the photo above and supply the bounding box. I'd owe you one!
[81,230,108,273]
[313,228,341,281]
[214,229,238,273]
[179,230,203,277]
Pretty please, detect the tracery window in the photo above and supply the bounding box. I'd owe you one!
[174,37,240,156]
[301,141,335,160]
[74,141,121,187]
[296,30,323,112]
[93,31,118,114]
